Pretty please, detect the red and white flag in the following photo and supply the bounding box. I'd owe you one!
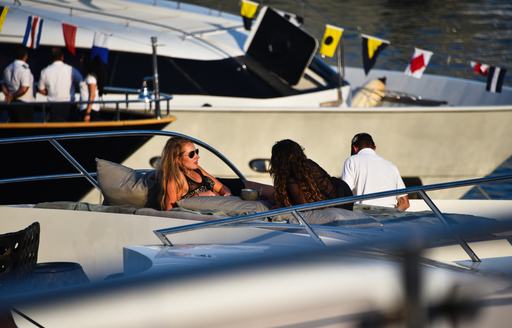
[470,61,489,76]
[62,23,77,55]
[404,48,433,79]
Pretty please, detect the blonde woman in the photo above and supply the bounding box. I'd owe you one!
[159,137,231,210]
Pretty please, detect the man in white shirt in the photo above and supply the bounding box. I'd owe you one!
[341,133,409,211]
[38,47,82,121]
[2,46,34,122]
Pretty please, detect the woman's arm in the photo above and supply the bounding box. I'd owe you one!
[199,167,231,196]
[164,176,187,210]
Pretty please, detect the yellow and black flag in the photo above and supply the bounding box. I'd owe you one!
[240,0,259,31]
[0,6,9,33]
[361,34,390,75]
[319,24,343,58]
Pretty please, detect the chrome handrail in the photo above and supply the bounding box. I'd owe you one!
[0,94,173,120]
[0,130,246,186]
[154,174,512,262]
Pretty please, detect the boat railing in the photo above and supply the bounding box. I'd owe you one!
[103,85,174,117]
[0,90,173,121]
[0,130,510,263]
[154,174,512,263]
[0,130,245,187]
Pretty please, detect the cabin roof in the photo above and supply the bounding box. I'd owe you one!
[0,0,247,60]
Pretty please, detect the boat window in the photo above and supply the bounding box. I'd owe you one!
[109,51,284,98]
[0,43,345,99]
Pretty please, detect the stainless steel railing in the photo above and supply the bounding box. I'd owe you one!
[0,93,173,121]
[154,174,512,262]
[0,130,246,187]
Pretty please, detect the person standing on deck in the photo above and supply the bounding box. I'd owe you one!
[79,56,106,122]
[38,47,82,122]
[1,46,35,122]
[341,133,410,211]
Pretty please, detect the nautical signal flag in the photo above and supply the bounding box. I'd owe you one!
[62,23,77,56]
[486,66,507,93]
[404,48,433,79]
[91,31,110,64]
[0,6,9,33]
[319,24,343,58]
[361,34,389,75]
[470,61,489,76]
[22,16,44,49]
[240,0,259,30]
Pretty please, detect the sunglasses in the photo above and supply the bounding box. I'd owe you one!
[183,148,199,159]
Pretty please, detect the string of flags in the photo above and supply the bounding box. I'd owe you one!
[1,5,110,64]
[240,3,507,93]
[0,4,507,93]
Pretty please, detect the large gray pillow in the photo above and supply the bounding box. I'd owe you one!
[96,158,160,209]
[177,196,270,216]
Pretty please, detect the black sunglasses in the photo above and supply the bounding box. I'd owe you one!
[184,148,199,159]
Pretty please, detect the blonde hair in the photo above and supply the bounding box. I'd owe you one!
[159,137,193,209]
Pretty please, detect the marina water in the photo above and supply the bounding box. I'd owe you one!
[187,0,512,198]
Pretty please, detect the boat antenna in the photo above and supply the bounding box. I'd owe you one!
[151,36,161,119]
[336,37,344,104]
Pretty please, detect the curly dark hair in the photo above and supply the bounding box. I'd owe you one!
[269,139,325,207]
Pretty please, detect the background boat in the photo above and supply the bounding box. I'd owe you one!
[1,0,511,201]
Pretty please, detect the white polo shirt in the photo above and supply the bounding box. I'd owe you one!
[341,148,406,208]
[39,61,82,101]
[2,59,34,102]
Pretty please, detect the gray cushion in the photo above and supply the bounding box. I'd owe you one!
[177,196,270,216]
[300,208,380,226]
[96,158,160,209]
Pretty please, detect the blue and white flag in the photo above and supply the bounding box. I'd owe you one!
[22,15,44,49]
[91,32,109,64]
[486,66,507,93]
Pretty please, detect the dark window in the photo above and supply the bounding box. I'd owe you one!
[109,51,285,98]
[1,43,341,99]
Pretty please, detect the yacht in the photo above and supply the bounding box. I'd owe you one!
[1,0,511,200]
[1,130,512,327]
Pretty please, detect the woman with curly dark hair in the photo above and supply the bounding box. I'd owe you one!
[269,139,353,210]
